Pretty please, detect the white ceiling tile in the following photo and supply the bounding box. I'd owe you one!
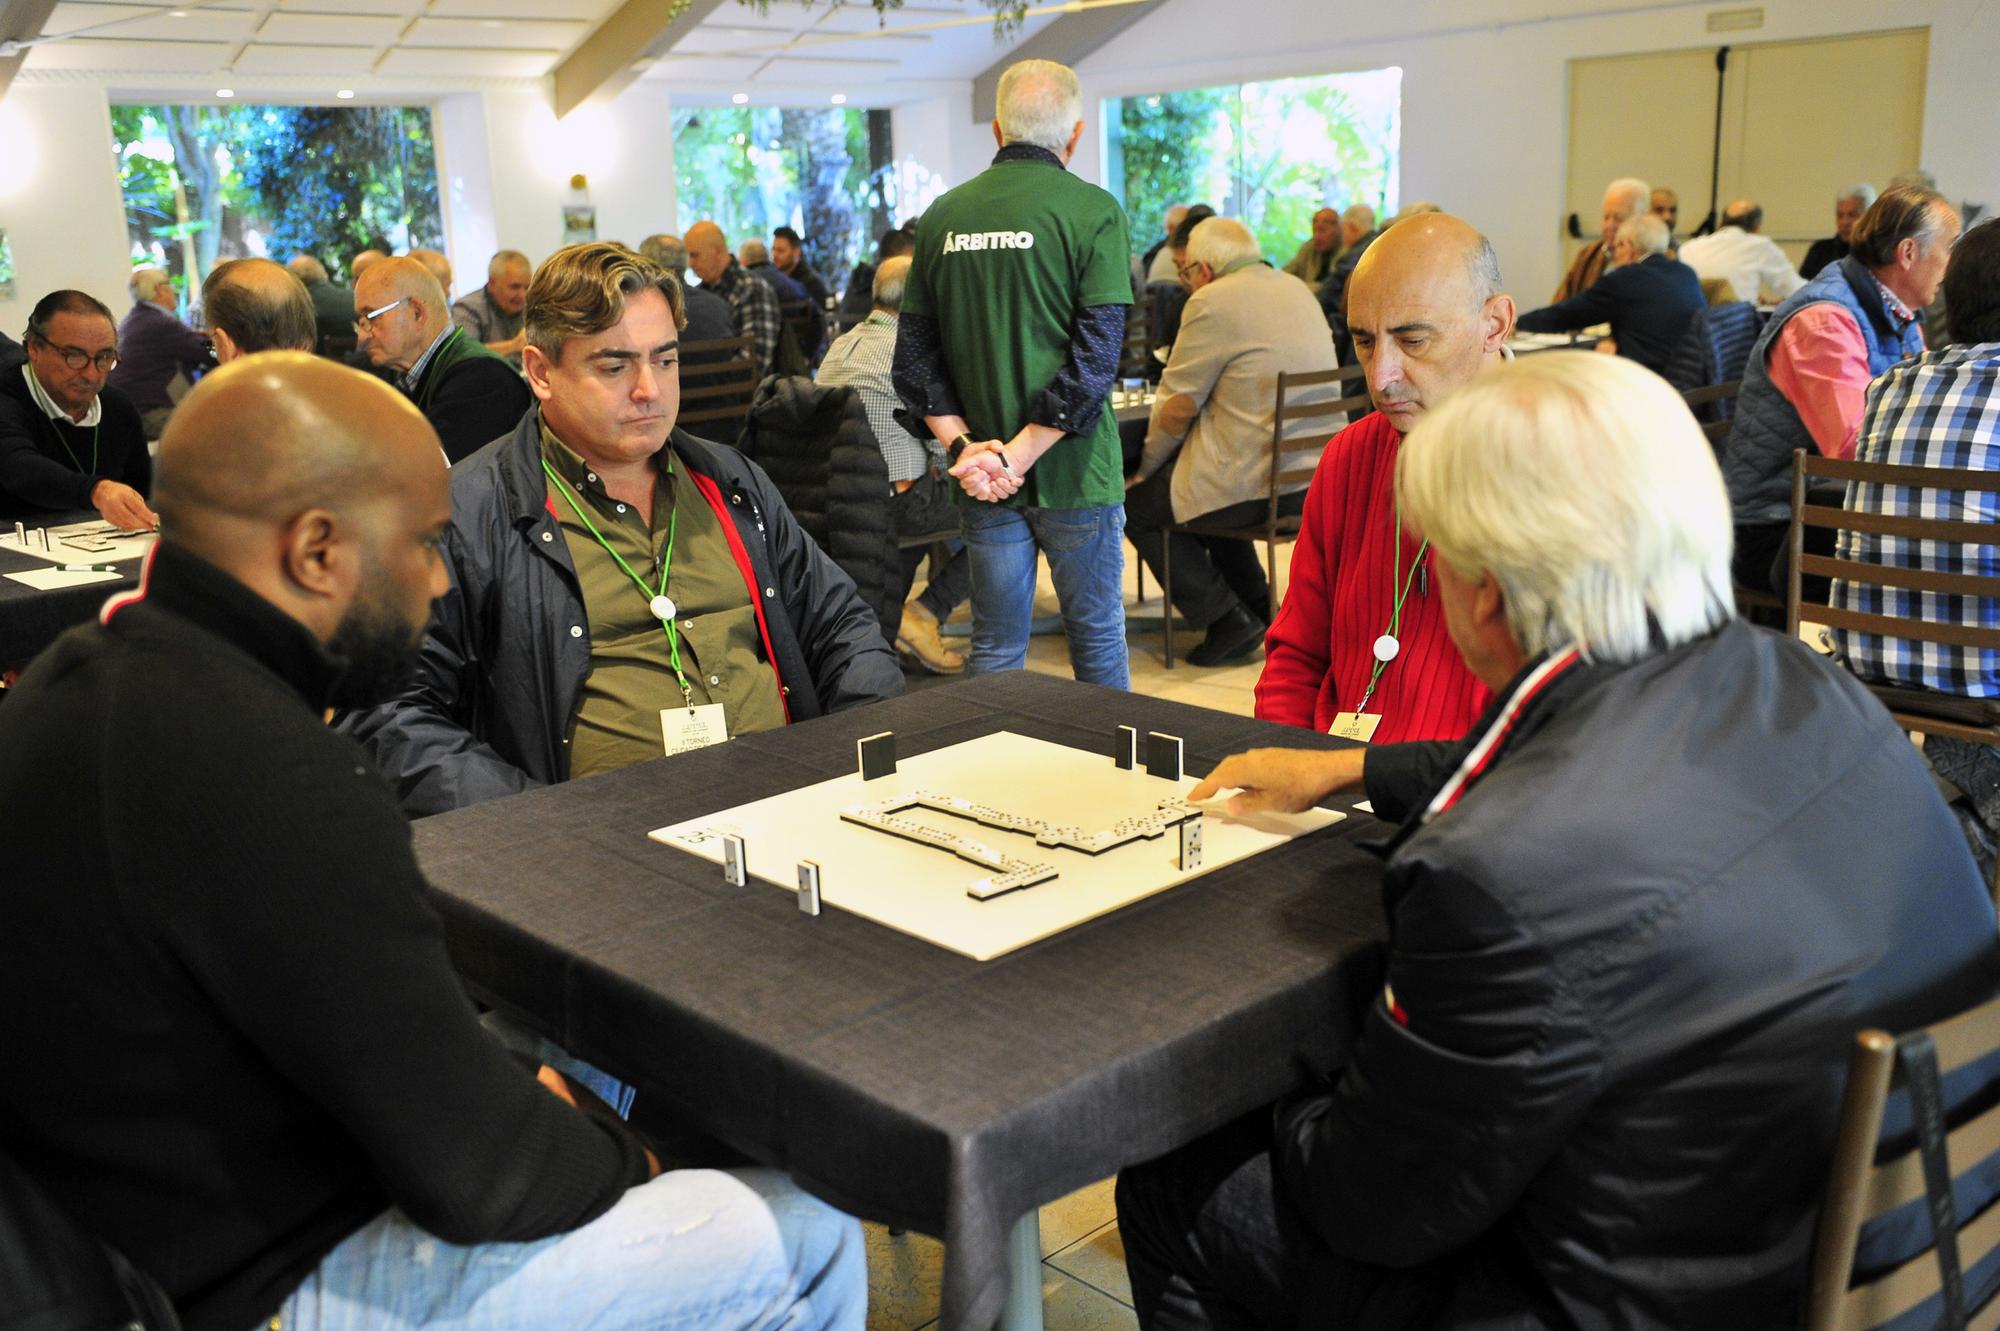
[232,41,379,73]
[43,2,259,42]
[23,36,232,71]
[400,16,587,50]
[373,45,554,77]
[277,0,424,14]
[424,0,620,17]
[256,11,407,44]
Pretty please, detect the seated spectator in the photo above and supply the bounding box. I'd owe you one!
[1552,176,1647,301]
[1146,204,1193,286]
[772,226,832,308]
[0,350,864,1331]
[349,248,387,284]
[353,255,530,464]
[1128,218,1335,666]
[817,254,970,674]
[285,254,355,349]
[1515,212,1703,373]
[739,239,806,303]
[743,237,824,361]
[204,258,318,363]
[0,290,153,529]
[1315,205,1383,347]
[1723,184,1959,592]
[1678,199,1807,306]
[1892,169,1956,347]
[0,330,22,367]
[1800,183,1877,281]
[641,233,736,347]
[1830,217,2000,873]
[1116,349,1998,1331]
[1259,214,1507,743]
[408,246,453,294]
[1650,185,1680,249]
[341,243,900,815]
[1281,208,1342,288]
[106,265,208,438]
[687,221,783,379]
[839,227,914,325]
[450,248,532,367]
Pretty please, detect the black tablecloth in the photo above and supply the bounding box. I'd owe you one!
[0,514,143,673]
[411,672,1387,1331]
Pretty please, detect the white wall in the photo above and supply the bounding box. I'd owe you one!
[1066,0,2000,301]
[0,84,134,334]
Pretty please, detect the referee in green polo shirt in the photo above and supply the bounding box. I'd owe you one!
[892,58,1135,689]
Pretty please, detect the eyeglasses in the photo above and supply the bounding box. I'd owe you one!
[1175,260,1204,285]
[353,297,407,335]
[37,341,119,373]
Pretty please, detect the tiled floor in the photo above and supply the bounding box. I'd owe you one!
[876,547,1286,1329]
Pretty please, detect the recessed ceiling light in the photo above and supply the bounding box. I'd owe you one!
[336,88,355,99]
[830,93,846,105]
[731,92,749,104]
[479,18,502,27]
[216,88,235,98]
[168,9,188,16]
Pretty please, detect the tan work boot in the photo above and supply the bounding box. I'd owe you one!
[896,601,964,674]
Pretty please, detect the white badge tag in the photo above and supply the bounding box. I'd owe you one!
[1329,711,1381,743]
[661,704,728,756]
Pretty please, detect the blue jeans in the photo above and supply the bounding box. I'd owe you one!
[270,1168,865,1331]
[958,502,1130,688]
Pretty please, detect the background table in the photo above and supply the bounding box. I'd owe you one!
[0,512,143,673]
[412,671,1387,1331]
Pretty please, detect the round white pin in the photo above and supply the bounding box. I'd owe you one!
[650,594,677,621]
[1372,633,1400,663]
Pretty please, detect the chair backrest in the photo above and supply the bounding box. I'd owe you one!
[677,334,760,444]
[1783,451,2000,651]
[1706,300,1762,391]
[1266,366,1367,523]
[1681,380,1743,452]
[1806,992,2000,1330]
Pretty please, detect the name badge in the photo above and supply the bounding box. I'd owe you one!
[1329,711,1381,743]
[661,704,729,756]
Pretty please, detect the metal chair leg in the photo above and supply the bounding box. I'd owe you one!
[1162,531,1175,669]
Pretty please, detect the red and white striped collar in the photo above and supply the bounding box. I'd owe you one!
[1420,647,1584,825]
[97,541,158,625]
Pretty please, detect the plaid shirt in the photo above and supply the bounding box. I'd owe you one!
[1830,341,2000,696]
[816,313,940,484]
[709,259,782,379]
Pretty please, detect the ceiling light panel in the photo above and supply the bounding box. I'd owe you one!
[43,1,258,42]
[257,11,406,44]
[401,17,588,49]
[373,45,554,76]
[233,42,377,73]
[23,36,232,70]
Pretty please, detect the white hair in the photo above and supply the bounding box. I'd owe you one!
[1187,217,1261,273]
[1605,177,1651,214]
[1397,352,1733,663]
[1839,182,1878,208]
[995,59,1082,154]
[1617,212,1670,256]
[129,266,171,303]
[1342,203,1375,229]
[872,255,911,311]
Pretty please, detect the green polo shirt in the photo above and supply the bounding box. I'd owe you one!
[902,151,1133,510]
[540,424,784,777]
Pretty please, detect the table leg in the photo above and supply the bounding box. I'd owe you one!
[998,1210,1045,1331]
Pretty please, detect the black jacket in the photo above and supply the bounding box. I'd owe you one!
[740,375,899,647]
[340,408,902,816]
[0,544,649,1331]
[1279,620,1999,1329]
[1516,252,1706,374]
[407,330,532,465]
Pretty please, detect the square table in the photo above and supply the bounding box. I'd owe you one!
[411,671,1388,1331]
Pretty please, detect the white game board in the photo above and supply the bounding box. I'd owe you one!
[649,730,1344,960]
[0,519,157,566]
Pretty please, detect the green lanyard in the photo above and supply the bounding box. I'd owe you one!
[540,455,695,709]
[1354,493,1429,716]
[26,363,99,476]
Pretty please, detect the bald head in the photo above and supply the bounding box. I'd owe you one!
[408,247,452,292]
[203,258,317,362]
[350,250,387,282]
[1345,213,1514,433]
[286,255,330,286]
[354,257,449,373]
[155,353,450,684]
[685,222,729,285]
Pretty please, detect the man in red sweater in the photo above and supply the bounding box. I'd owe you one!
[1257,213,1516,744]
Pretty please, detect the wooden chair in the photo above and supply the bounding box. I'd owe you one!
[1159,365,1367,667]
[1785,449,2000,900]
[1682,379,1741,454]
[1805,991,2000,1329]
[677,335,759,445]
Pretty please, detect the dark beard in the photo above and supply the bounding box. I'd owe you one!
[324,593,426,709]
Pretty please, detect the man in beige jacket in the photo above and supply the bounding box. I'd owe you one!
[1126,217,1339,666]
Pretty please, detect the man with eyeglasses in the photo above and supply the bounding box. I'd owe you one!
[0,289,154,530]
[354,256,529,465]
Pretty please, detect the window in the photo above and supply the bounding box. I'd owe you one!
[113,104,443,293]
[1104,68,1402,266]
[673,105,895,281]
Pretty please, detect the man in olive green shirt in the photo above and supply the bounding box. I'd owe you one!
[892,58,1133,687]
